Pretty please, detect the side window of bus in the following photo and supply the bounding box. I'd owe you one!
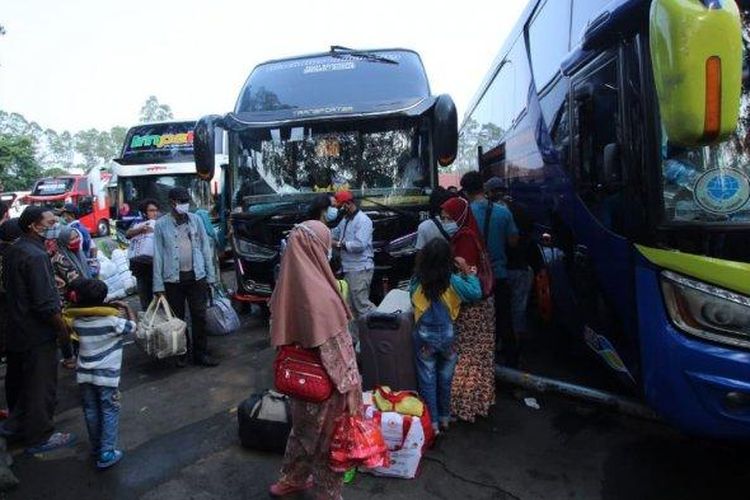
[528,0,572,92]
[79,196,94,217]
[572,57,623,228]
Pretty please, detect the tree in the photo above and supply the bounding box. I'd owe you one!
[0,134,44,190]
[139,96,173,123]
[42,167,70,178]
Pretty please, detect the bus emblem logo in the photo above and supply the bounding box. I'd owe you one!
[693,168,750,215]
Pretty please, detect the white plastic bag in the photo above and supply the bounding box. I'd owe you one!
[136,296,187,359]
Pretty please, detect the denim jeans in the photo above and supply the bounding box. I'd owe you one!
[413,323,458,424]
[80,383,121,456]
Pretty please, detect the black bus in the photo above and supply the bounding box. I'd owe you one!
[193,47,457,305]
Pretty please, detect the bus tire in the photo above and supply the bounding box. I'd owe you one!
[97,219,110,237]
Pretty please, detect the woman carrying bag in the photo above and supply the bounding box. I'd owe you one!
[440,197,497,422]
[269,220,362,499]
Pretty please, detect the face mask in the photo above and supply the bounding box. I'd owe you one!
[175,203,190,215]
[442,221,459,237]
[34,223,55,240]
[68,240,81,252]
[327,248,333,261]
[326,206,339,222]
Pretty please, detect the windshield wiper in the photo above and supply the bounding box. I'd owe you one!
[329,46,399,65]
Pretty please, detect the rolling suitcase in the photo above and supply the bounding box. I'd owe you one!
[238,390,292,453]
[357,311,417,391]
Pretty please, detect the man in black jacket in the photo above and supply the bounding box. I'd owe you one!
[1,206,76,453]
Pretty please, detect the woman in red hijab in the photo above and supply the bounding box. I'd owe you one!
[268,220,362,499]
[440,197,497,422]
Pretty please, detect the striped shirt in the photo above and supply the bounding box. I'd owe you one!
[74,316,135,387]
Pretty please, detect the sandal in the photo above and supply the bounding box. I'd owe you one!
[269,478,313,497]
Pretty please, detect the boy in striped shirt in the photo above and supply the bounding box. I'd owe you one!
[66,278,136,470]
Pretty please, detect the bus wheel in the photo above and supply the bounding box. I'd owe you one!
[97,220,110,237]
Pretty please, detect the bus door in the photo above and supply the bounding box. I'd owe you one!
[568,47,639,385]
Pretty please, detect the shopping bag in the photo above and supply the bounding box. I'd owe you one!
[329,415,390,472]
[206,285,240,336]
[136,296,187,359]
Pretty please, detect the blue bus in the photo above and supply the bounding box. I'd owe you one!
[192,47,457,306]
[451,0,749,439]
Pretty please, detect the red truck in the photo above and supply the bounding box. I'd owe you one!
[25,175,111,236]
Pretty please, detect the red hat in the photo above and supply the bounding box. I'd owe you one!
[334,191,354,204]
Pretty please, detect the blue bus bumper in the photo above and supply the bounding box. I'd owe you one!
[636,263,750,440]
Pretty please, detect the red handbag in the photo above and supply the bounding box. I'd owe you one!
[274,344,334,403]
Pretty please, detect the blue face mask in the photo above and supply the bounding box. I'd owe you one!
[326,206,339,222]
[442,220,459,237]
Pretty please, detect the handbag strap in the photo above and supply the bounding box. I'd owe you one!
[431,216,452,241]
[155,295,175,321]
[144,297,161,329]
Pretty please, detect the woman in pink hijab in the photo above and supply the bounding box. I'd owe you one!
[269,220,362,499]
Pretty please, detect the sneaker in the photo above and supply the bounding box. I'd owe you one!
[97,449,124,470]
[26,432,77,454]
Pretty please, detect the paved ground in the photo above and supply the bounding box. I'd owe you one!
[3,270,750,499]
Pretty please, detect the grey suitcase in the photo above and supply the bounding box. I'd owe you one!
[357,311,417,391]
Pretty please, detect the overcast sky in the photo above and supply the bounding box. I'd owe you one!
[0,0,528,133]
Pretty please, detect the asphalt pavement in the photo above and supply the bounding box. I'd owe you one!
[3,277,750,499]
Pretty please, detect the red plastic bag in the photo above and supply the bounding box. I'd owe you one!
[329,415,390,472]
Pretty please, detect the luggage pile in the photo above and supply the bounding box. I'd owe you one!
[97,248,136,300]
[359,387,434,479]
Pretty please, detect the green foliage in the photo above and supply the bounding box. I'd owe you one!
[0,134,44,191]
[139,96,174,123]
[0,97,175,186]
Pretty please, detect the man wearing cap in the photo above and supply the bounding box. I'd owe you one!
[460,172,520,366]
[1,206,76,453]
[153,187,218,367]
[331,190,375,322]
[59,203,96,258]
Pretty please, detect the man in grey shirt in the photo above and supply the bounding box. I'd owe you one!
[331,190,375,320]
[153,187,218,367]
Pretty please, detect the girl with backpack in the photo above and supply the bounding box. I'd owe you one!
[440,196,498,422]
[410,238,482,434]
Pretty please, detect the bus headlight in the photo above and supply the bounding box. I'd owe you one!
[661,271,750,350]
[234,237,278,262]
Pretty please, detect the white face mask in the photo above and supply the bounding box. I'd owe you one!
[175,203,190,215]
[328,247,333,261]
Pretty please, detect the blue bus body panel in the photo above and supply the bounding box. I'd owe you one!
[636,254,750,439]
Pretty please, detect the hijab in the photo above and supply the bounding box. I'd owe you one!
[269,220,351,348]
[57,226,92,279]
[441,197,482,243]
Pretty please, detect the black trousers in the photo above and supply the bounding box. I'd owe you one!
[494,278,519,368]
[3,341,58,446]
[164,277,209,358]
[130,259,154,312]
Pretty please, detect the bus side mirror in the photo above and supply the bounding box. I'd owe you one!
[650,0,742,146]
[433,94,458,167]
[194,115,223,180]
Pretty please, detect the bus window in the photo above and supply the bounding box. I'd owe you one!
[528,0,572,91]
[572,57,623,230]
[571,0,610,45]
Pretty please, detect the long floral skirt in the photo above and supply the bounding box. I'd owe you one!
[450,297,496,422]
[279,393,346,499]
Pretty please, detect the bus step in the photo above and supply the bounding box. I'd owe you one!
[494,365,660,422]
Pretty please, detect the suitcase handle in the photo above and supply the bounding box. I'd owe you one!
[251,391,292,420]
[366,312,401,330]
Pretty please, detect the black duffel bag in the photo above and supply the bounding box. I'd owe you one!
[238,390,292,453]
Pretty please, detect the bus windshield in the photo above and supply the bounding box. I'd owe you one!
[118,121,195,165]
[32,178,75,196]
[236,50,429,115]
[120,174,211,213]
[231,126,428,205]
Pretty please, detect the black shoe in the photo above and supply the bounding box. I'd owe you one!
[193,353,219,367]
[175,354,188,368]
